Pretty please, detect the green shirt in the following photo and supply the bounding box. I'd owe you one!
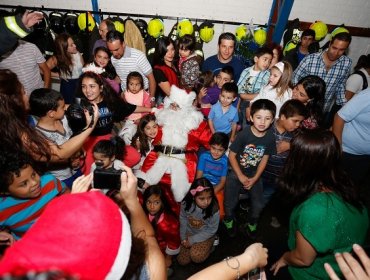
[288,192,369,280]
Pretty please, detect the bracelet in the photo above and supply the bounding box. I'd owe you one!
[224,256,240,279]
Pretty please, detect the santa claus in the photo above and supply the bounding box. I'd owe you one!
[137,85,212,203]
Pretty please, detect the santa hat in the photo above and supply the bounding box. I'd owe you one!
[0,191,132,280]
[167,85,196,109]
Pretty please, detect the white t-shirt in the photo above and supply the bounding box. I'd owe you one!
[345,68,370,95]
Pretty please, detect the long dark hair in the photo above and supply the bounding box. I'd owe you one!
[131,114,157,155]
[54,33,73,77]
[152,36,177,66]
[0,70,51,161]
[297,75,325,126]
[77,71,123,120]
[278,129,363,210]
[142,185,176,229]
[183,178,219,219]
[93,46,117,80]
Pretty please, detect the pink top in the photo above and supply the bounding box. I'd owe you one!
[124,89,151,121]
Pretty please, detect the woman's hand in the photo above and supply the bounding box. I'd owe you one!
[118,166,138,206]
[71,173,93,193]
[324,244,370,280]
[271,253,288,275]
[0,231,15,246]
[244,243,268,268]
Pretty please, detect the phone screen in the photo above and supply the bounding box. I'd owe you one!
[248,268,261,280]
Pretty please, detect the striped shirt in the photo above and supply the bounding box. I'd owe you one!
[0,174,66,240]
[111,46,152,92]
[293,51,351,112]
[0,40,45,96]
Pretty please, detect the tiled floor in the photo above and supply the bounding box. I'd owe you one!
[170,179,370,280]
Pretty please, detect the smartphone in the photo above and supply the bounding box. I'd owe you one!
[93,168,123,190]
[248,268,261,280]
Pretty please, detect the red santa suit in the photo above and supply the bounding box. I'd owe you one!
[149,212,180,256]
[138,86,212,203]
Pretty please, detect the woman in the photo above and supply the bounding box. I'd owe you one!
[76,71,152,174]
[271,129,369,279]
[47,33,84,104]
[292,75,326,129]
[152,36,180,105]
[0,69,98,163]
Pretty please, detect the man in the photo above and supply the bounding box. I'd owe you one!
[293,32,352,128]
[284,29,315,70]
[202,32,244,83]
[92,19,115,54]
[0,40,51,95]
[106,30,156,104]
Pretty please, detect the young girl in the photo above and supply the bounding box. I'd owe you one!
[292,75,326,129]
[90,136,126,173]
[47,33,84,104]
[249,61,293,119]
[178,34,201,91]
[119,72,151,145]
[131,114,158,158]
[143,185,180,270]
[90,46,120,94]
[76,71,152,174]
[177,178,220,266]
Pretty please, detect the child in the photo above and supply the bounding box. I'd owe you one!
[90,46,120,94]
[261,100,307,227]
[0,150,67,241]
[208,82,239,142]
[178,34,201,91]
[223,99,276,239]
[46,33,84,104]
[292,75,326,129]
[199,66,234,118]
[90,136,126,173]
[237,47,273,127]
[177,178,220,266]
[119,71,151,145]
[249,61,293,119]
[143,185,180,270]
[29,88,82,188]
[196,132,229,220]
[131,114,158,169]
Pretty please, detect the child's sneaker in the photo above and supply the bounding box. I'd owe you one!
[246,223,257,240]
[270,216,281,228]
[213,234,219,246]
[223,219,236,238]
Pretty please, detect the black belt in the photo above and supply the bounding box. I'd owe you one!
[154,145,188,155]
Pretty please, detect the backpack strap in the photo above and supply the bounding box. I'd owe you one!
[353,70,368,90]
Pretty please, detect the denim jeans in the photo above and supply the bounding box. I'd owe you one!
[224,169,264,224]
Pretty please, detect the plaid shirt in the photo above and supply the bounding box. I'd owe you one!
[237,66,270,95]
[293,51,351,112]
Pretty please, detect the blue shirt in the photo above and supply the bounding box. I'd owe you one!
[208,101,238,134]
[338,88,370,155]
[293,51,351,112]
[197,151,228,186]
[237,66,270,95]
[202,55,244,82]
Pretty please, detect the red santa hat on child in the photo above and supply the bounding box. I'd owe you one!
[0,191,132,280]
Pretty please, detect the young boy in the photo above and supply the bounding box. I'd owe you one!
[0,151,67,241]
[198,66,234,118]
[261,99,307,227]
[29,88,82,188]
[237,47,273,127]
[208,82,239,142]
[223,99,276,238]
[196,132,229,220]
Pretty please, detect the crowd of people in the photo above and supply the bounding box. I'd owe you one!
[0,9,369,280]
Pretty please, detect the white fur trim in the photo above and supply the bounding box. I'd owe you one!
[105,211,132,280]
[165,245,180,255]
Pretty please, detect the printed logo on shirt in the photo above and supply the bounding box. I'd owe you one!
[239,144,265,168]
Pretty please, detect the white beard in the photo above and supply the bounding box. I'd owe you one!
[155,107,203,148]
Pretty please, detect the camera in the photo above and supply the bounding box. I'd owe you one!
[76,97,94,116]
[93,167,123,190]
